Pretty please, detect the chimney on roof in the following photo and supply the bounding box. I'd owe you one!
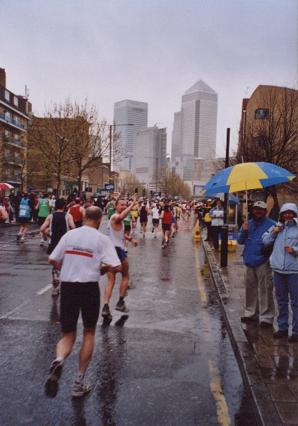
[0,68,6,88]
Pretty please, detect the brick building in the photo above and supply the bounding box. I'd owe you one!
[237,84,298,203]
[0,68,32,189]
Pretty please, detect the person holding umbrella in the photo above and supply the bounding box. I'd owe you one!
[238,201,276,327]
[262,203,298,342]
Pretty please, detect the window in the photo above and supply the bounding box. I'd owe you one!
[13,96,19,107]
[4,90,10,101]
[5,111,12,121]
[255,108,269,119]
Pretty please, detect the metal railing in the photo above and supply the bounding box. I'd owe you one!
[3,136,25,148]
[0,112,26,130]
[4,156,23,166]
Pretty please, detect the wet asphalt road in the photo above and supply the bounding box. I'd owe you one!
[0,220,256,426]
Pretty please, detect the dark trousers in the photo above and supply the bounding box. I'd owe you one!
[205,222,212,241]
[212,226,222,250]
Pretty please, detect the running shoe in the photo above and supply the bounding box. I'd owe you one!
[16,234,21,241]
[20,236,25,242]
[71,380,92,398]
[102,304,112,320]
[45,360,63,398]
[115,300,129,313]
[52,286,60,297]
[40,239,44,247]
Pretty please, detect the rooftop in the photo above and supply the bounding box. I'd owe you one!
[184,80,217,96]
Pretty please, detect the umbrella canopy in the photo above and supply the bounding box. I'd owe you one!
[0,183,14,191]
[204,162,295,195]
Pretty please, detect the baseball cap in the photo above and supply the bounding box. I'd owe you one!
[253,201,267,209]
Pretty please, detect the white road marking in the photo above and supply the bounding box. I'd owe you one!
[0,299,30,320]
[37,284,52,295]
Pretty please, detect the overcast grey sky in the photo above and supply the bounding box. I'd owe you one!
[1,0,297,156]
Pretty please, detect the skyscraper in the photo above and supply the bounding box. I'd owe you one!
[171,80,218,180]
[113,99,148,171]
[134,126,167,190]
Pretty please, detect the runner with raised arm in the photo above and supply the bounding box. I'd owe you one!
[102,196,138,320]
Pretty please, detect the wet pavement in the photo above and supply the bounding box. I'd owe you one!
[0,220,257,425]
[204,242,298,426]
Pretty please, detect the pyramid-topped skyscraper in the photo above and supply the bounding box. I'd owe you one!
[171,80,218,180]
[183,80,217,96]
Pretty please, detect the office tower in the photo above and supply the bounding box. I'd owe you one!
[134,126,167,190]
[171,80,217,180]
[171,111,182,161]
[113,99,148,171]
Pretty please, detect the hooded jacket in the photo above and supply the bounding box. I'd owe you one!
[262,203,298,274]
[238,216,275,267]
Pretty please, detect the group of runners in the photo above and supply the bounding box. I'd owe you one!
[1,191,212,399]
[2,190,297,400]
[40,194,209,398]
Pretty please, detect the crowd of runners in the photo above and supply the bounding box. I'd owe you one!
[2,191,297,399]
[1,191,211,398]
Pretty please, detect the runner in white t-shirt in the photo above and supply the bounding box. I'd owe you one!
[151,204,160,238]
[45,206,121,399]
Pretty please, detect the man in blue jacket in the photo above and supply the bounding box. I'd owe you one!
[238,201,275,326]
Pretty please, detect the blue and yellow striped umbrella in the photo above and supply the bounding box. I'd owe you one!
[204,162,295,196]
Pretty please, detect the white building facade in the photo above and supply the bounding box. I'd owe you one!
[171,80,218,182]
[134,126,167,191]
[113,99,148,171]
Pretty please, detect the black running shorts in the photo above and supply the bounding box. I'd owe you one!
[60,282,100,333]
[115,246,127,262]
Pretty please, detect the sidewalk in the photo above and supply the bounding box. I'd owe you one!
[203,242,298,426]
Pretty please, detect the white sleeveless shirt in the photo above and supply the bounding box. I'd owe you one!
[108,215,125,249]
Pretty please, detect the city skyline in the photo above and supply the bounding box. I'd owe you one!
[0,0,296,157]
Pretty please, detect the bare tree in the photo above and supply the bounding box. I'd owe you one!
[28,100,121,195]
[120,172,145,195]
[236,87,298,209]
[28,102,78,194]
[160,168,191,198]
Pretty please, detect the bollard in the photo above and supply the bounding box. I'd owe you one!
[220,225,228,267]
[192,220,201,241]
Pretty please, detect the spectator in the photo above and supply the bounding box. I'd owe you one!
[238,201,275,327]
[0,200,9,224]
[262,203,298,342]
[210,199,224,250]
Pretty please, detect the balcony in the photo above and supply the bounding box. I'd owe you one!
[3,173,22,184]
[4,155,23,167]
[0,112,26,131]
[4,136,26,149]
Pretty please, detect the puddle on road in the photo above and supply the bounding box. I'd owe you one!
[194,245,257,425]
